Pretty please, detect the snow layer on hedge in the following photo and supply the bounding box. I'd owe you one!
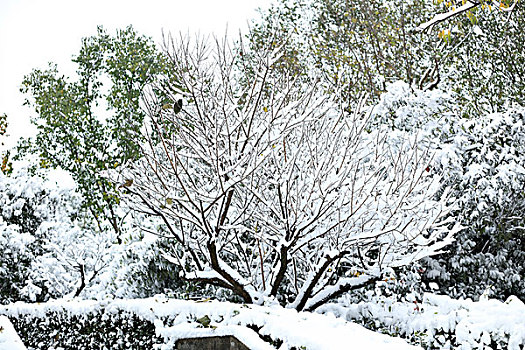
[1,297,419,350]
[0,316,26,350]
[320,293,525,350]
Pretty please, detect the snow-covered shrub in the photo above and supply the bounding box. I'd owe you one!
[25,222,116,300]
[0,113,12,176]
[370,82,525,301]
[100,229,183,299]
[0,166,121,302]
[0,167,75,303]
[0,166,184,303]
[0,222,34,304]
[320,293,525,350]
[424,109,525,301]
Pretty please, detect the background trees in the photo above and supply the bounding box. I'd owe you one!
[250,0,525,112]
[438,4,525,112]
[17,26,168,241]
[417,0,520,31]
[249,0,442,103]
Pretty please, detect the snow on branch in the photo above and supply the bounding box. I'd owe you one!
[417,1,479,32]
[417,0,519,32]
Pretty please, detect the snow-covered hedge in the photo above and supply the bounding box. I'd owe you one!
[3,294,523,350]
[320,293,525,350]
[4,301,160,349]
[1,297,419,350]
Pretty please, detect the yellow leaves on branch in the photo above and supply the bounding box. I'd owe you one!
[1,154,12,175]
[438,28,452,41]
[466,10,478,24]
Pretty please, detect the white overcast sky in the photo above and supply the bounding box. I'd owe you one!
[0,0,271,149]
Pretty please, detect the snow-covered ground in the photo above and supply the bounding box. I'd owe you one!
[0,316,26,350]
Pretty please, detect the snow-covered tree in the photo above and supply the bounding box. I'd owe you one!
[119,35,459,311]
[17,26,168,242]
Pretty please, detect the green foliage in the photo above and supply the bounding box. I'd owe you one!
[250,0,525,111]
[17,26,168,238]
[440,5,525,113]
[249,0,442,101]
[428,0,517,28]
[309,0,435,96]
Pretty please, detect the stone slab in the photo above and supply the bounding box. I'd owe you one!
[175,335,250,350]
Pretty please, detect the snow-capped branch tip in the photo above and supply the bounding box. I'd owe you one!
[416,1,478,32]
[416,0,519,32]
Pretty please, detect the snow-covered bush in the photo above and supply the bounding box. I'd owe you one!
[0,166,183,303]
[4,302,161,349]
[101,229,183,299]
[0,167,117,302]
[25,221,116,300]
[0,222,33,304]
[0,167,77,303]
[320,293,525,350]
[425,109,525,300]
[368,82,525,301]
